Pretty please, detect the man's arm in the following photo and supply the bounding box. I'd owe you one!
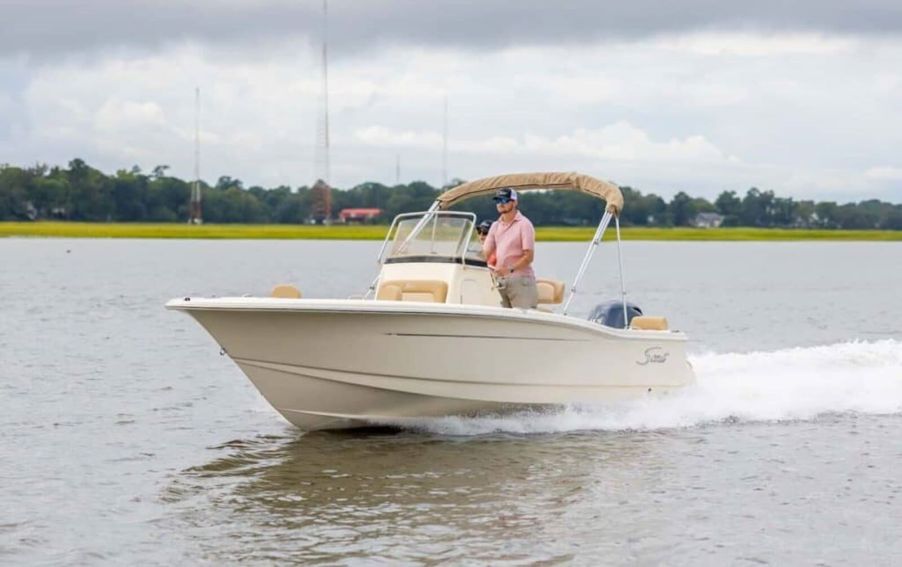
[512,220,536,272]
[507,249,534,273]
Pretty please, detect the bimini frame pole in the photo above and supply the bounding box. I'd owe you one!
[563,210,612,314]
[614,215,628,328]
[399,201,440,248]
[375,201,440,263]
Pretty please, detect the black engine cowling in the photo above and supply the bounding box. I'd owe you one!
[588,300,643,329]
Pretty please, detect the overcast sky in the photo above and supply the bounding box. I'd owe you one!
[2,0,901,202]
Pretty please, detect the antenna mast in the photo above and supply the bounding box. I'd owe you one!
[189,87,202,224]
[442,94,448,187]
[310,0,332,224]
[314,0,331,184]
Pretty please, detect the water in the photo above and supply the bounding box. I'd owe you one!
[1,239,901,565]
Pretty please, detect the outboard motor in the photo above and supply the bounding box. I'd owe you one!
[588,300,643,329]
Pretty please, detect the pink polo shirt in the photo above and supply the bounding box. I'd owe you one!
[483,211,536,278]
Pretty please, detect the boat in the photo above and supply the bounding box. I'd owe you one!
[166,172,696,430]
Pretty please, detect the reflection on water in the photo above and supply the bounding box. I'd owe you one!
[163,413,902,565]
[165,429,662,563]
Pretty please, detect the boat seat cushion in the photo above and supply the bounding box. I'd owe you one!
[271,284,302,299]
[377,280,449,303]
[536,278,565,304]
[630,316,669,331]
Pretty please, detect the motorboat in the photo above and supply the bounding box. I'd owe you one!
[166,172,695,430]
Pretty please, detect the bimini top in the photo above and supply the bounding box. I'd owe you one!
[436,171,624,215]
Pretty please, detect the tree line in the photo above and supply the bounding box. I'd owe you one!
[1,159,901,229]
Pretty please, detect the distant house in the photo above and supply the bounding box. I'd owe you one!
[24,201,37,221]
[692,212,724,228]
[49,206,69,219]
[339,208,382,223]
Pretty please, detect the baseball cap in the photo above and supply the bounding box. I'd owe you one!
[492,187,518,203]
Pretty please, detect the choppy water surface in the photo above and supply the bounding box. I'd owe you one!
[1,239,901,565]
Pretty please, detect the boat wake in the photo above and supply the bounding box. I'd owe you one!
[390,339,902,436]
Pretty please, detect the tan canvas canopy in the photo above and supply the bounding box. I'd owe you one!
[436,172,624,214]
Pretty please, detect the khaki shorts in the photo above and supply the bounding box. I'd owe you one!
[497,275,538,309]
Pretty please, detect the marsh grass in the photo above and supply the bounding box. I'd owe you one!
[538,226,902,241]
[2,222,901,241]
[0,222,386,240]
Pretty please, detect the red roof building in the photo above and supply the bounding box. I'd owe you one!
[339,208,383,223]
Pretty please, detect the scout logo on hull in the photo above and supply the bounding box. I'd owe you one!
[636,347,669,365]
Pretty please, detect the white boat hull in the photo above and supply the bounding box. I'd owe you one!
[167,298,695,430]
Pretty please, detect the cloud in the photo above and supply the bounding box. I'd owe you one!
[356,122,736,165]
[865,166,902,181]
[355,126,442,149]
[94,100,167,132]
[654,32,857,56]
[2,29,902,202]
[523,124,737,163]
[2,0,902,58]
[6,46,313,180]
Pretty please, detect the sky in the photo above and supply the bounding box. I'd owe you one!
[1,0,901,202]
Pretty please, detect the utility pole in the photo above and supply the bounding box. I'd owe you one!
[311,0,332,224]
[189,87,202,224]
[442,94,448,187]
[314,0,331,185]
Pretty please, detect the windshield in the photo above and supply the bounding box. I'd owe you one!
[386,212,478,261]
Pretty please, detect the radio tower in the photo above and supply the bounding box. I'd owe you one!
[311,0,332,224]
[189,87,203,224]
[314,0,331,185]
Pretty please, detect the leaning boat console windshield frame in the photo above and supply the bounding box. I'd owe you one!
[365,209,480,299]
[377,210,479,266]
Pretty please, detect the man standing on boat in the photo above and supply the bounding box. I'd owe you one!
[483,188,538,309]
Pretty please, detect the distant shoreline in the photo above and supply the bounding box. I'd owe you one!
[2,222,901,241]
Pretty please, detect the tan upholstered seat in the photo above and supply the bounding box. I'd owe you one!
[376,283,403,301]
[629,316,669,331]
[376,280,449,303]
[536,279,565,304]
[271,284,302,299]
